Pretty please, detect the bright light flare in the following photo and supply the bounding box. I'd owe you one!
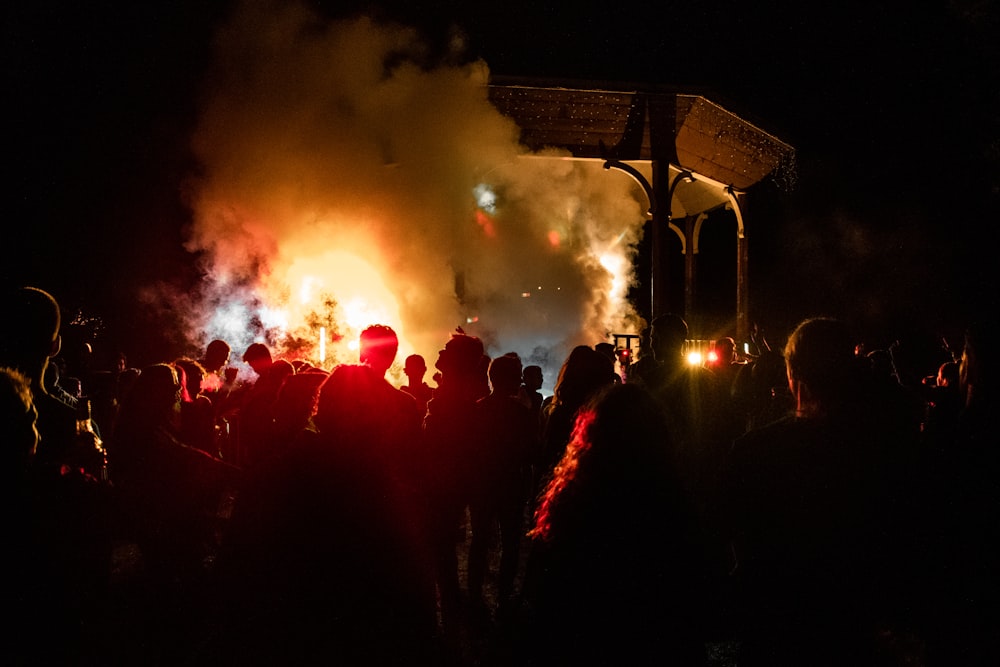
[278,250,407,365]
[686,351,704,366]
[473,183,497,213]
[598,249,629,305]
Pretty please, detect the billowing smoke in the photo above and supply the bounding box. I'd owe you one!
[180,0,648,387]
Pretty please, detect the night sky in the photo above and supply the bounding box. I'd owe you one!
[6,0,998,365]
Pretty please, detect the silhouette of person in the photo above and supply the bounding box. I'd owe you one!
[211,363,438,665]
[173,356,217,454]
[199,338,239,459]
[111,363,240,596]
[712,337,740,392]
[1,365,49,662]
[237,349,295,469]
[265,368,329,462]
[521,364,544,406]
[358,324,424,484]
[536,344,617,500]
[401,352,434,416]
[1,365,39,471]
[419,329,488,631]
[724,317,917,666]
[242,342,273,378]
[631,315,729,537]
[518,382,709,665]
[0,286,105,476]
[200,339,233,384]
[594,341,623,384]
[922,360,962,449]
[0,286,116,662]
[735,347,794,432]
[916,316,1000,666]
[467,354,537,615]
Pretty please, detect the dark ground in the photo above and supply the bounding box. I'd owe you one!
[98,503,741,666]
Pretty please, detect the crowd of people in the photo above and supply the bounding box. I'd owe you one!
[1,285,997,666]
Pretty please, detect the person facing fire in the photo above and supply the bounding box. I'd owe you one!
[419,329,488,630]
[631,313,731,623]
[357,324,423,483]
[401,353,434,416]
[633,314,726,480]
[358,324,397,378]
[468,353,537,615]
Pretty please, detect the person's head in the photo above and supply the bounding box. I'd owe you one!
[435,331,484,380]
[404,353,427,381]
[243,343,273,376]
[530,382,670,542]
[959,318,995,404]
[594,342,616,364]
[174,357,207,401]
[715,337,736,364]
[936,360,959,388]
[553,345,616,409]
[119,363,183,429]
[649,314,689,364]
[202,339,231,374]
[0,286,62,384]
[488,354,523,396]
[359,325,399,378]
[272,369,328,435]
[784,317,858,415]
[0,366,39,466]
[523,365,543,391]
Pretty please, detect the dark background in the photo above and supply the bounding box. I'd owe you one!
[5,0,998,365]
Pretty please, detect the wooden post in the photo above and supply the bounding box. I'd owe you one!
[651,161,670,319]
[734,192,750,343]
[685,214,696,322]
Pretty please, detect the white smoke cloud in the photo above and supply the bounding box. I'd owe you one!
[180,0,648,387]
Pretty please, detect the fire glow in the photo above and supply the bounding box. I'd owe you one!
[177,3,649,383]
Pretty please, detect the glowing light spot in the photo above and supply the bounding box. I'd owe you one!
[522,292,531,298]
[547,230,560,247]
[598,249,629,305]
[259,306,288,331]
[687,351,704,366]
[475,209,496,237]
[299,276,320,304]
[473,183,497,213]
[282,250,405,365]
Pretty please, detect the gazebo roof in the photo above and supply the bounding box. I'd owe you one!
[488,78,795,217]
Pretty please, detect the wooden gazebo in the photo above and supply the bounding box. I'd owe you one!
[487,77,795,341]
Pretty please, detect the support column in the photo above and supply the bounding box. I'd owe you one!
[684,214,696,320]
[730,190,750,343]
[651,161,671,319]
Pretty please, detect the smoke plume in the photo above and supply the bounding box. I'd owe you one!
[181,0,648,386]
